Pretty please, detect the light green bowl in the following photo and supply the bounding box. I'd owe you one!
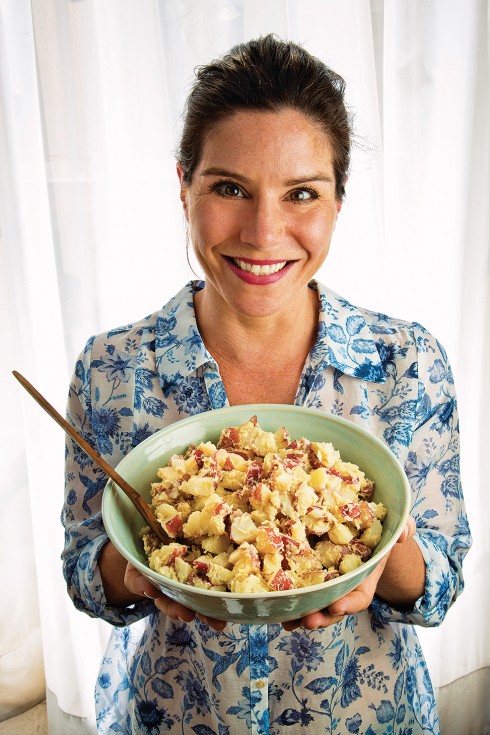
[102,405,410,624]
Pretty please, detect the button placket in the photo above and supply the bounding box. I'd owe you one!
[249,624,269,735]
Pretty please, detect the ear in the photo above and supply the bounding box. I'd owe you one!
[176,163,189,219]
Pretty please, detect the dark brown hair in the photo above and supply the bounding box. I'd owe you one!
[177,34,352,200]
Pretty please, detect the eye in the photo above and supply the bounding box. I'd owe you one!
[287,188,319,203]
[210,180,246,198]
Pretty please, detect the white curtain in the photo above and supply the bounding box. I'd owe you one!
[1,0,488,732]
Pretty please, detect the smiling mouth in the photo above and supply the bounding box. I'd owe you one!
[230,257,288,275]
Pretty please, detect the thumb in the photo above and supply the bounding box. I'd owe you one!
[396,516,416,544]
[125,563,160,599]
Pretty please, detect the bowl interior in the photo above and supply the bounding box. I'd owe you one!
[102,405,410,623]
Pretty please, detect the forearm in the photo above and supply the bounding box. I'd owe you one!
[376,537,426,609]
[99,540,143,607]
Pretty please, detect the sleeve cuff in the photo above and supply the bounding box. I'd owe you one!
[369,531,462,628]
[68,534,156,626]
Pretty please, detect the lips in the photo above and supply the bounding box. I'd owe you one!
[232,258,287,275]
[224,256,294,285]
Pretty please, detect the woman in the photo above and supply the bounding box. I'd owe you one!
[63,35,471,735]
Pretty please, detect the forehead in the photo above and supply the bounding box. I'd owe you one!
[197,108,334,174]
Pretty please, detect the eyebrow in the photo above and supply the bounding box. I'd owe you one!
[200,167,334,186]
[285,174,334,186]
[200,167,252,184]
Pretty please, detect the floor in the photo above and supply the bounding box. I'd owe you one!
[0,701,48,735]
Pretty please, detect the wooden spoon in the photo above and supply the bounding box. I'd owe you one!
[12,370,170,545]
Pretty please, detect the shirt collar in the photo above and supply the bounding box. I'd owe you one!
[155,280,386,395]
[310,281,386,383]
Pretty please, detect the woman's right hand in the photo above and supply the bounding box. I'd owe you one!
[124,562,227,631]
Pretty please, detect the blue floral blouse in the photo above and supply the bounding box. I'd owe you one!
[63,280,471,735]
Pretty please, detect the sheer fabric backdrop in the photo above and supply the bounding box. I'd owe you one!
[1,0,488,732]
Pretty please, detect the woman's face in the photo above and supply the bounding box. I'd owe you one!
[178,108,342,320]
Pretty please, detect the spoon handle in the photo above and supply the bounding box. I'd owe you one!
[12,370,169,544]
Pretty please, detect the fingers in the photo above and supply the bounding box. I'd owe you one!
[282,556,391,630]
[124,564,227,630]
[124,563,193,618]
[196,613,228,631]
[124,563,161,599]
[283,610,346,631]
[397,516,416,544]
[327,586,374,617]
[282,588,369,632]
[153,595,196,623]
[125,518,417,635]
[151,598,227,630]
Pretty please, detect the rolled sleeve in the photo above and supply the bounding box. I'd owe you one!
[61,341,153,626]
[371,527,469,627]
[371,323,471,627]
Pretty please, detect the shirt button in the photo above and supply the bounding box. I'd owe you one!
[256,680,265,688]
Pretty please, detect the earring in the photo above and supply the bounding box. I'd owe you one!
[185,226,200,280]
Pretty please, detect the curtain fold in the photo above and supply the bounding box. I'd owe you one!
[380,0,490,692]
[0,0,47,721]
[1,1,488,732]
[0,0,109,727]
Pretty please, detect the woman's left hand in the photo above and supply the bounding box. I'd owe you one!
[282,517,417,631]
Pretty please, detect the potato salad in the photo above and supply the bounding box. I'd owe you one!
[141,417,387,593]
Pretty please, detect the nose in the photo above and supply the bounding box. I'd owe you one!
[240,195,285,250]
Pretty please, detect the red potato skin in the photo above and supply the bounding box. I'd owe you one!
[164,515,183,537]
[269,569,294,591]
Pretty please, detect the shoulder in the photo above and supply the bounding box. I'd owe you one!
[85,281,202,360]
[313,280,451,386]
[358,307,451,383]
[315,280,440,348]
[69,311,159,416]
[88,311,157,361]
[73,282,204,400]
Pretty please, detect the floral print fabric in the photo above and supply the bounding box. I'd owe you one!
[62,280,471,734]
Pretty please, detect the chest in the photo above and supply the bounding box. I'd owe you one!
[93,342,417,472]
[217,358,306,406]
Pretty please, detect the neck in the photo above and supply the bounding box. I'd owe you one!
[194,284,319,367]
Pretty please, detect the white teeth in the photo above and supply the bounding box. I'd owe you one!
[233,258,287,275]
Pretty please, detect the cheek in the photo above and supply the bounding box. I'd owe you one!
[188,201,232,251]
[300,211,337,254]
